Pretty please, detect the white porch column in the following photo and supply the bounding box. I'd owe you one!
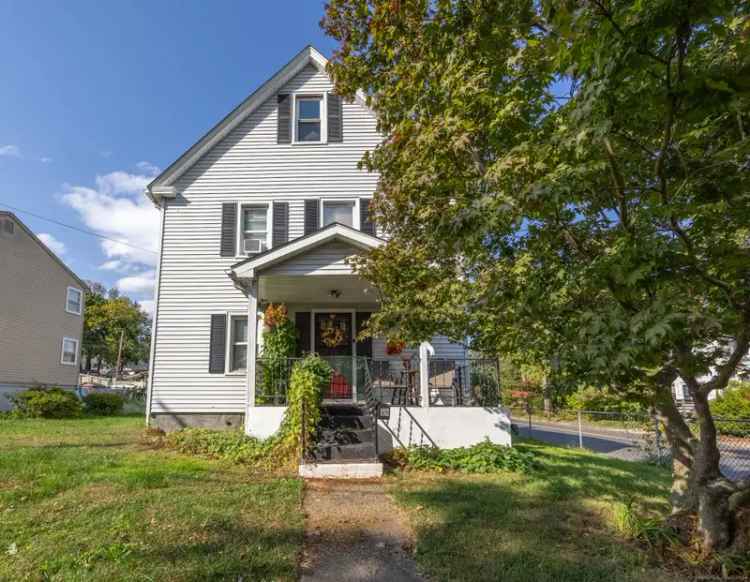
[419,341,435,407]
[246,279,259,410]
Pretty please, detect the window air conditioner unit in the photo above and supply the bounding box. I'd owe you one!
[243,238,264,254]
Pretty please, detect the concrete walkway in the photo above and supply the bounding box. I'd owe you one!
[300,480,426,582]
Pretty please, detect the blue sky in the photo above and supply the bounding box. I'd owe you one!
[0,1,336,314]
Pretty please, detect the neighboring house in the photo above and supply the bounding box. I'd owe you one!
[144,46,510,472]
[0,211,86,410]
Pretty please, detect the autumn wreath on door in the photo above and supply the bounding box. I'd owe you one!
[320,314,348,348]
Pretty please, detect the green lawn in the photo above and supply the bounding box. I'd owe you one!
[388,440,676,582]
[0,416,303,582]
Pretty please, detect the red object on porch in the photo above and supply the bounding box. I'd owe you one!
[328,372,351,399]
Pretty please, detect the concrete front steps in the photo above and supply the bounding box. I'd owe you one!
[299,403,383,479]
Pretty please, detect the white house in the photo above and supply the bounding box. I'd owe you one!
[144,46,511,470]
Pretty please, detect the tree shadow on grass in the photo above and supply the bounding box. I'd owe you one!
[392,443,674,582]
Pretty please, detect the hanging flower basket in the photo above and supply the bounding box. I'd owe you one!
[385,338,406,355]
[264,303,288,329]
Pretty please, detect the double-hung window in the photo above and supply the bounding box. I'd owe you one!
[322,201,355,228]
[240,205,269,254]
[66,287,82,315]
[296,96,322,142]
[61,337,78,366]
[228,315,248,372]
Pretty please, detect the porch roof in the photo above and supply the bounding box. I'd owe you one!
[229,222,383,280]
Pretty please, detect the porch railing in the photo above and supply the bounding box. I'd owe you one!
[253,355,501,407]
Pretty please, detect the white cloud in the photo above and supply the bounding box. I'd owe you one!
[0,145,21,158]
[138,299,155,317]
[60,169,161,272]
[37,232,67,256]
[135,161,160,175]
[40,156,52,163]
[116,270,156,294]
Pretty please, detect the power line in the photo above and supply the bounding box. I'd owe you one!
[0,201,158,255]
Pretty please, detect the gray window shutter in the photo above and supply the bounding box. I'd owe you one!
[360,198,375,235]
[272,202,289,247]
[327,93,343,143]
[304,199,320,235]
[295,312,311,357]
[277,94,291,144]
[209,314,227,373]
[220,203,237,257]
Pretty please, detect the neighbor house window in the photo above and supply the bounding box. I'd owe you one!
[228,315,248,372]
[66,287,82,315]
[240,205,269,254]
[61,337,78,366]
[296,96,322,142]
[322,201,355,228]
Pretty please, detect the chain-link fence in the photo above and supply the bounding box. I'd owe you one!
[510,408,750,479]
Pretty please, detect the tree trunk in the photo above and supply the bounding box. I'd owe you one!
[652,378,698,513]
[542,375,552,418]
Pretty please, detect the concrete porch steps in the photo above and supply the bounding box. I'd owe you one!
[302,404,383,478]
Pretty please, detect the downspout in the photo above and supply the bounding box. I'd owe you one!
[144,195,167,426]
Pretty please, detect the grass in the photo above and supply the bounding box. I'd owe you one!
[0,415,303,581]
[388,440,677,582]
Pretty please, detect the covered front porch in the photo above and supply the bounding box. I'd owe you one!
[229,223,512,452]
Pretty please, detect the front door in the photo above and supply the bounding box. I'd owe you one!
[314,312,353,400]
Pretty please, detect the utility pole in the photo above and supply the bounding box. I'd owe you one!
[115,329,124,382]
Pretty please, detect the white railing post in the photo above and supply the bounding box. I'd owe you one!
[246,279,259,412]
[419,341,434,407]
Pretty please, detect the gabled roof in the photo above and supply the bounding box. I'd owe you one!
[145,45,372,205]
[0,211,88,290]
[230,222,383,280]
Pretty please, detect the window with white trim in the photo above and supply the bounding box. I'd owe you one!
[322,200,355,228]
[61,337,78,366]
[296,96,322,142]
[66,287,82,315]
[240,204,269,255]
[228,315,248,372]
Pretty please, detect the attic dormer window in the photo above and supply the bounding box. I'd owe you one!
[296,96,322,142]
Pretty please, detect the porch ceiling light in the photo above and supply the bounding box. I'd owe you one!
[329,289,342,299]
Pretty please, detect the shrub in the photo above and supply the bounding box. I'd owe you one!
[388,439,538,474]
[163,354,332,469]
[83,392,125,416]
[166,429,267,464]
[710,381,750,437]
[11,387,82,418]
[565,385,646,414]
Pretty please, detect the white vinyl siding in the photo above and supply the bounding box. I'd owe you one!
[262,241,361,276]
[150,64,380,414]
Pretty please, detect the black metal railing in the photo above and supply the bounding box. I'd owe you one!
[254,355,502,408]
[427,358,501,407]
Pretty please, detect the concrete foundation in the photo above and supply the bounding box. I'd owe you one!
[150,413,244,432]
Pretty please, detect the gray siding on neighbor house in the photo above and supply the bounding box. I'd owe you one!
[149,63,466,415]
[0,214,84,390]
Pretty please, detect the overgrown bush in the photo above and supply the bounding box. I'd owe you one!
[83,392,125,416]
[387,440,538,474]
[166,429,267,464]
[565,385,646,414]
[257,303,297,404]
[163,354,332,468]
[710,381,750,437]
[11,387,82,418]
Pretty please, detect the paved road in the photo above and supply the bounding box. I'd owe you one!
[514,417,750,479]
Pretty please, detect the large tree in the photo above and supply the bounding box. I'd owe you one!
[322,0,750,552]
